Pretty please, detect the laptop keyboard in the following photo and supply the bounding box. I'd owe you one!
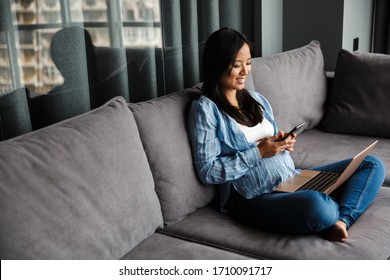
[297,171,341,192]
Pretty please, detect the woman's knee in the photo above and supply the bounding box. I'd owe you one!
[361,155,386,191]
[300,191,339,232]
[364,155,386,179]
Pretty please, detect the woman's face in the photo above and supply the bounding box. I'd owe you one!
[219,43,252,95]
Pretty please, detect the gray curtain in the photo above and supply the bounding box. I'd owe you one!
[373,0,390,54]
[0,0,257,139]
[0,0,32,139]
[160,0,256,94]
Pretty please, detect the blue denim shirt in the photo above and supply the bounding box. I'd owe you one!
[187,90,298,211]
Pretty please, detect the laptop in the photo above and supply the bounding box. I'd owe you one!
[274,140,378,194]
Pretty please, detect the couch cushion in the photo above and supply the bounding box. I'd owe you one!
[0,96,163,259]
[162,188,390,259]
[247,41,327,132]
[321,49,390,137]
[291,129,390,186]
[121,232,251,260]
[129,85,215,225]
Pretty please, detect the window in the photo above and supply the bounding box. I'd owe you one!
[0,0,162,95]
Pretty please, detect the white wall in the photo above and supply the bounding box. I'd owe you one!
[342,0,373,52]
[261,0,283,57]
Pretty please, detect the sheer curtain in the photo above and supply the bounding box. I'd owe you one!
[372,0,390,54]
[0,0,257,140]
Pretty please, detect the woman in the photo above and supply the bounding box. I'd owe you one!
[187,27,386,242]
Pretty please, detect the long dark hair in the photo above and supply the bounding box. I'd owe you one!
[202,27,264,127]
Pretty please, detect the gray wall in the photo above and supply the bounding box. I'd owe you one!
[283,0,344,71]
[282,0,373,71]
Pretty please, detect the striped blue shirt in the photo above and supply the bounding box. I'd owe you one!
[187,90,299,211]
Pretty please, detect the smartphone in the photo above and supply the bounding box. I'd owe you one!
[277,122,306,142]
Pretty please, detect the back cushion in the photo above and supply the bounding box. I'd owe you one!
[248,41,327,131]
[321,49,390,137]
[0,97,163,259]
[129,85,215,225]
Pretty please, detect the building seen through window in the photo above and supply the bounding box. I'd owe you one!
[0,0,162,95]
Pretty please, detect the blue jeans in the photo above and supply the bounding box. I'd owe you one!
[226,155,386,235]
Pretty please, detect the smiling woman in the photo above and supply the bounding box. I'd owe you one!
[187,27,386,243]
[201,28,264,128]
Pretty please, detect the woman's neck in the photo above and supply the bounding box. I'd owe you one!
[225,90,239,108]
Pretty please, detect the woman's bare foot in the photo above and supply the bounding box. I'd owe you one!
[322,220,348,242]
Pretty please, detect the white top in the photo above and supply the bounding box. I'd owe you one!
[237,117,274,143]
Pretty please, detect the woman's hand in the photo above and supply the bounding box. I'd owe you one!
[257,131,297,158]
[277,130,297,152]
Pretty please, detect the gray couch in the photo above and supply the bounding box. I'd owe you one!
[1,41,390,260]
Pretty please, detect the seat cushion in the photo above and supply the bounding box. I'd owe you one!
[321,49,390,137]
[246,41,327,132]
[291,129,390,186]
[161,187,390,259]
[121,232,251,260]
[0,97,163,259]
[129,86,215,225]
